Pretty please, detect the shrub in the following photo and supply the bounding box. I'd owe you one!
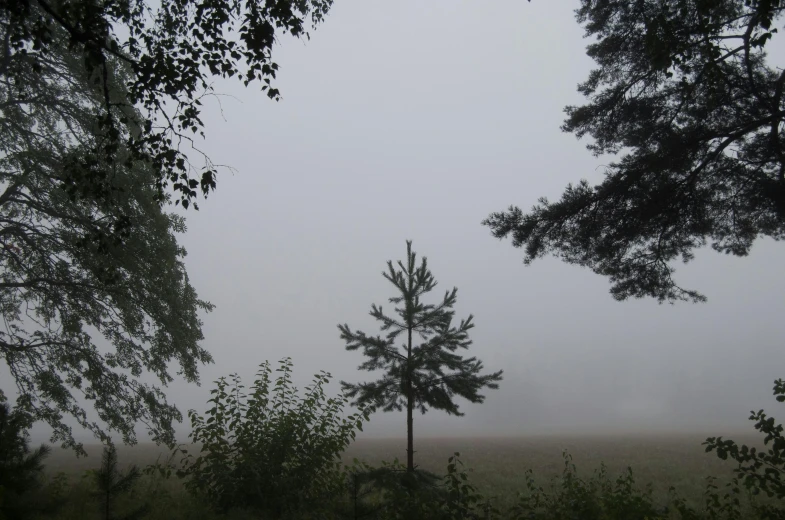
[178,358,371,518]
[346,453,496,520]
[703,378,785,519]
[358,458,431,520]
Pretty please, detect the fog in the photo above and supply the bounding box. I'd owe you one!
[26,0,785,444]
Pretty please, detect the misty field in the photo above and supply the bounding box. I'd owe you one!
[44,433,753,513]
[344,434,749,509]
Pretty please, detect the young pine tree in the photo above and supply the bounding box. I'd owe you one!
[0,394,51,520]
[90,444,148,520]
[339,240,503,473]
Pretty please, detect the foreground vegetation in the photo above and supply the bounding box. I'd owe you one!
[4,362,785,520]
[7,442,780,520]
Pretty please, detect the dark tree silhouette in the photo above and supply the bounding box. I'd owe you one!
[90,444,148,520]
[0,23,213,453]
[484,0,785,303]
[1,0,333,212]
[0,393,51,520]
[339,241,503,473]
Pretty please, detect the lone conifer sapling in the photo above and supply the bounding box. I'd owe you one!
[339,240,503,472]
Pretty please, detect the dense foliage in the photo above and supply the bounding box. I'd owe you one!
[339,240,503,472]
[177,358,370,517]
[485,0,785,302]
[1,0,333,211]
[0,25,213,452]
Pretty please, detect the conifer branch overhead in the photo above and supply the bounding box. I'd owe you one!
[485,0,785,303]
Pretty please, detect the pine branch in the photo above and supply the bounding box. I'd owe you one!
[338,324,405,362]
[369,304,406,335]
[112,464,142,495]
[341,378,403,412]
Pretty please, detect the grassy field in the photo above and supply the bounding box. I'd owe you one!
[343,434,753,511]
[44,433,754,513]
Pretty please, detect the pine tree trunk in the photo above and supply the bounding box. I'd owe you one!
[407,383,414,473]
[406,326,414,473]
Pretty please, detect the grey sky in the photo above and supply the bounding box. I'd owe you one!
[25,0,785,443]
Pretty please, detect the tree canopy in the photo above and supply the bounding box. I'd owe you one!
[2,0,333,212]
[484,0,785,303]
[339,241,503,472]
[0,23,212,453]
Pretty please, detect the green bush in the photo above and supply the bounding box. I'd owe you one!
[703,378,785,520]
[177,358,371,518]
